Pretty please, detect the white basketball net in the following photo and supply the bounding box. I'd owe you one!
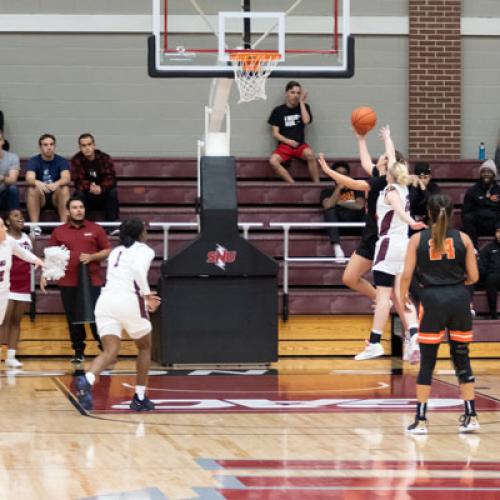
[230,52,281,103]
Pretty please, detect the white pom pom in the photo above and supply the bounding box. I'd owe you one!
[43,245,71,280]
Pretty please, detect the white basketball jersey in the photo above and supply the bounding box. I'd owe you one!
[376,183,410,239]
[101,242,155,296]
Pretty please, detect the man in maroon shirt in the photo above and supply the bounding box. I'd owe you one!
[42,196,111,362]
[70,133,119,224]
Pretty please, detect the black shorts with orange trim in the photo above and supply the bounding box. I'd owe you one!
[418,284,473,344]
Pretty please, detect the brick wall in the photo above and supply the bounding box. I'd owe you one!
[408,0,461,159]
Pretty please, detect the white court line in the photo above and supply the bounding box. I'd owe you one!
[121,381,390,394]
[331,370,394,375]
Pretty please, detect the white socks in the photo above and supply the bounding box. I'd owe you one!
[135,385,146,400]
[7,349,15,360]
[85,372,96,385]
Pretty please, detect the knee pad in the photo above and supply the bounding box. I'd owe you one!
[417,343,439,386]
[450,341,475,384]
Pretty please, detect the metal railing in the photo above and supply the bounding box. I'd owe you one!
[269,222,366,321]
[25,221,263,310]
[148,222,263,259]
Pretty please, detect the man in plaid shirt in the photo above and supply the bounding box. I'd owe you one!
[70,133,119,225]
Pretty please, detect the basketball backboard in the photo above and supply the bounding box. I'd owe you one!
[148,0,354,79]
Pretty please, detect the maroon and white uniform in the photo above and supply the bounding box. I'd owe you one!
[372,183,410,276]
[0,235,39,322]
[9,233,33,302]
[95,242,155,339]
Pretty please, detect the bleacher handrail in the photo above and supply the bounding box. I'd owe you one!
[270,221,366,321]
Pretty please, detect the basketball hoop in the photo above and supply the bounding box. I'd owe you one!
[229,51,281,103]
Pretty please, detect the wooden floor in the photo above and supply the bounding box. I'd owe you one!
[2,356,500,499]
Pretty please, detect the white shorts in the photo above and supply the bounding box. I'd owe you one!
[372,236,408,276]
[9,292,31,303]
[94,292,151,340]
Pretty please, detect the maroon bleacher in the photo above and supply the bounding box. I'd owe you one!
[19,157,496,316]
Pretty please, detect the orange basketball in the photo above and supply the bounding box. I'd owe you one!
[351,106,377,135]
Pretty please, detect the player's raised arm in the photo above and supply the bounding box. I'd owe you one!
[318,154,370,192]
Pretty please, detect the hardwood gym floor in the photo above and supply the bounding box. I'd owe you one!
[1,357,500,499]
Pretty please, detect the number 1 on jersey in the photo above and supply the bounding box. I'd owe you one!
[114,251,123,267]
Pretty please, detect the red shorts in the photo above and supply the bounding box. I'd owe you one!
[272,143,311,162]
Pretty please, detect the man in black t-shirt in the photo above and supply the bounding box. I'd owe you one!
[320,161,365,261]
[267,81,319,183]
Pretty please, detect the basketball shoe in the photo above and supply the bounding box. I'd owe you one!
[407,417,428,435]
[459,414,480,433]
[74,374,93,411]
[354,341,384,360]
[4,358,23,368]
[130,394,155,411]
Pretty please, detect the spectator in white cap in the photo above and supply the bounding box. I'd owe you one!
[462,159,500,248]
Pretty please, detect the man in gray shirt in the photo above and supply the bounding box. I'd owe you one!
[0,130,20,210]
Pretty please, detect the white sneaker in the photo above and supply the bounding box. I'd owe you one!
[4,358,23,368]
[333,244,347,264]
[459,414,480,433]
[354,341,384,360]
[407,417,429,435]
[408,335,420,365]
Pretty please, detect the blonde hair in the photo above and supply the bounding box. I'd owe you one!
[388,161,412,186]
[428,194,453,253]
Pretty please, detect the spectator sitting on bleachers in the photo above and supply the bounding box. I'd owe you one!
[320,161,365,262]
[70,133,119,224]
[409,161,441,227]
[26,134,70,235]
[268,81,320,184]
[0,111,10,151]
[0,130,21,211]
[461,159,500,248]
[478,221,500,319]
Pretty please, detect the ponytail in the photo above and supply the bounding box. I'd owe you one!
[431,207,448,253]
[427,194,453,252]
[119,218,145,248]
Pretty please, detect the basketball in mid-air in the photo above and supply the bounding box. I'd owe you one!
[351,106,377,135]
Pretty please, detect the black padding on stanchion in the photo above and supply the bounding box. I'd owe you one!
[152,156,278,365]
[73,264,95,324]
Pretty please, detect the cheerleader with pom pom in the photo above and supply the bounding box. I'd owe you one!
[0,214,44,365]
[0,210,44,367]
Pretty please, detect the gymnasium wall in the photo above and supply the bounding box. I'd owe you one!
[0,1,499,159]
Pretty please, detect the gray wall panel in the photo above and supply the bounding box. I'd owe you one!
[0,32,407,158]
[462,37,500,159]
[0,1,406,16]
[462,0,500,18]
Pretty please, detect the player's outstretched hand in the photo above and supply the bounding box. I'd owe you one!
[378,125,391,140]
[410,221,427,231]
[34,258,44,270]
[318,153,330,173]
[145,292,161,313]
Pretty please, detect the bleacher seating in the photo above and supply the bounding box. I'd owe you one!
[14,157,500,358]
